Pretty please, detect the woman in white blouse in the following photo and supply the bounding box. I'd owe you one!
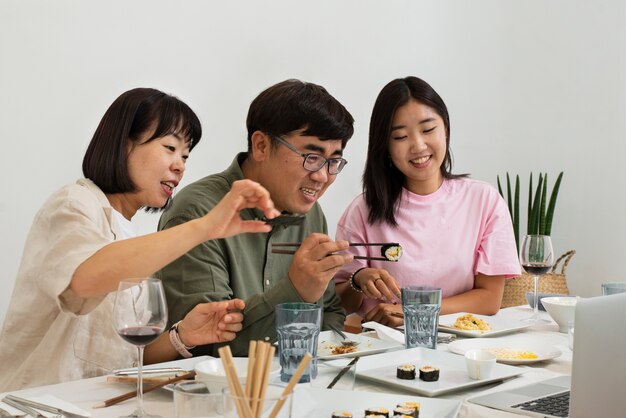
[0,88,279,391]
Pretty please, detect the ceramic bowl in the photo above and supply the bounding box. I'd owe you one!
[540,296,579,333]
[194,357,280,393]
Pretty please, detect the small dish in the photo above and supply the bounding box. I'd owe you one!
[448,338,562,365]
[194,357,280,393]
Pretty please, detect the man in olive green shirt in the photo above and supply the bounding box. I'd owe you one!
[157,79,355,356]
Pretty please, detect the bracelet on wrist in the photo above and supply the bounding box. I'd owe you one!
[349,267,367,293]
[169,321,196,358]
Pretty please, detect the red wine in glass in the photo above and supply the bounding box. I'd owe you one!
[118,326,163,346]
[521,263,552,276]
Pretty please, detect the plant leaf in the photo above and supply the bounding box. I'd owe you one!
[506,173,513,218]
[497,175,503,198]
[514,174,520,250]
[527,173,533,234]
[530,174,543,235]
[544,172,564,235]
[539,173,548,235]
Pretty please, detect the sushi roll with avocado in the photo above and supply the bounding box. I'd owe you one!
[381,244,403,261]
[331,412,352,418]
[364,407,390,417]
[419,365,440,382]
[396,364,416,380]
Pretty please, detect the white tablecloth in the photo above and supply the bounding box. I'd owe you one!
[0,307,569,418]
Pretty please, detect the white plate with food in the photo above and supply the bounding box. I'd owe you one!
[293,386,460,418]
[317,330,402,360]
[355,347,524,397]
[438,312,533,338]
[447,338,562,365]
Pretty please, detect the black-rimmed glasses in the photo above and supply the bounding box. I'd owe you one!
[271,135,347,175]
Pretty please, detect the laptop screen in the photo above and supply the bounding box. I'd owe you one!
[569,292,626,417]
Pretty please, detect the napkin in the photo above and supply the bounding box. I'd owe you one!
[1,395,91,418]
[361,321,405,344]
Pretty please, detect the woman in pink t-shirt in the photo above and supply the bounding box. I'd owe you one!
[335,77,520,327]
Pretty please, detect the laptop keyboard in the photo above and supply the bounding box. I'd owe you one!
[511,391,570,417]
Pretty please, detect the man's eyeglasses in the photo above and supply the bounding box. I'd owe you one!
[270,134,347,175]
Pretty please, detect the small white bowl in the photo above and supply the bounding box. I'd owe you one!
[541,296,579,333]
[194,357,280,393]
[464,349,496,380]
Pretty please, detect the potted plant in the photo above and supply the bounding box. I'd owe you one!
[496,172,564,251]
[496,172,571,307]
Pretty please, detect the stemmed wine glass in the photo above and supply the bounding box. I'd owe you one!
[520,235,555,324]
[113,278,168,418]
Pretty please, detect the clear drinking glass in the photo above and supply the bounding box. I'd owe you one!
[401,286,442,349]
[113,278,168,418]
[520,235,554,324]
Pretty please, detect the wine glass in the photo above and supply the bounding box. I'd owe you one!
[113,278,168,418]
[520,235,555,324]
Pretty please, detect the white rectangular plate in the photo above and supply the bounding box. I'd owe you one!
[438,312,533,338]
[293,386,460,418]
[317,330,402,360]
[356,347,524,397]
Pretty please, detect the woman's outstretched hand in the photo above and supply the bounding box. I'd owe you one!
[177,299,246,345]
[202,179,281,239]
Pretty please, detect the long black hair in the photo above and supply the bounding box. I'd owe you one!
[363,76,467,226]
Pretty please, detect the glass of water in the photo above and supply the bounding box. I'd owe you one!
[401,286,442,349]
[275,303,321,383]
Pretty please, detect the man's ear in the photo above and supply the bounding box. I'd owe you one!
[249,131,272,162]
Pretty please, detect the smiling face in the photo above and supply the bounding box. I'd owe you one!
[107,132,190,219]
[245,130,344,213]
[388,100,447,195]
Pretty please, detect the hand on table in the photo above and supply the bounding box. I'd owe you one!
[177,299,245,345]
[364,302,404,327]
[353,268,401,302]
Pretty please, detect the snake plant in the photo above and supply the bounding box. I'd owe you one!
[497,172,563,251]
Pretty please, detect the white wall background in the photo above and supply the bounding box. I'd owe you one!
[1,0,624,323]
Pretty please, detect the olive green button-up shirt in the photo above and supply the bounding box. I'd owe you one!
[156,154,345,357]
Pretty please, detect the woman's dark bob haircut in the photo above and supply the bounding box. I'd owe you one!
[364,76,467,226]
[246,79,354,150]
[82,87,202,194]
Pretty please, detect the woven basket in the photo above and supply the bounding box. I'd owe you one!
[501,250,575,308]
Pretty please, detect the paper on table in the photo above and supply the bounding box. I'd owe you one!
[361,321,405,344]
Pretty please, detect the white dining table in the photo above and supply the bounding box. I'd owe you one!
[0,306,570,418]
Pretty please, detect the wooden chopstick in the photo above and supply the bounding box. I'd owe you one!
[219,346,254,418]
[268,353,312,418]
[93,371,196,408]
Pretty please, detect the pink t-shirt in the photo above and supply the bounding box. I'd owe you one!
[335,178,521,317]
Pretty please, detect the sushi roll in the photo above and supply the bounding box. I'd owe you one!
[393,406,417,417]
[381,244,403,261]
[331,412,352,418]
[365,415,388,418]
[364,407,390,417]
[419,365,440,382]
[396,364,416,380]
[396,401,420,417]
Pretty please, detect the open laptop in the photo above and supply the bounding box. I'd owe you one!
[468,292,626,418]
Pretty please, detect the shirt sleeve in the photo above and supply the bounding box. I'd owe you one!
[31,189,110,316]
[475,189,522,278]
